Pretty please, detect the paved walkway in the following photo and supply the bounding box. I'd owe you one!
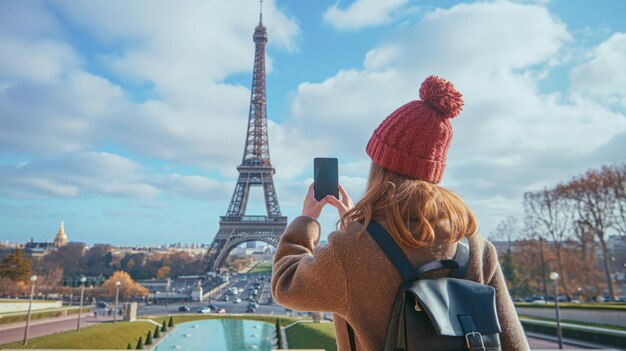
[528,335,581,349]
[0,314,113,345]
[526,331,621,350]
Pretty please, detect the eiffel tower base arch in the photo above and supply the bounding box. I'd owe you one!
[204,216,286,272]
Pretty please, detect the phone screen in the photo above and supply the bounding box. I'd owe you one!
[314,157,339,201]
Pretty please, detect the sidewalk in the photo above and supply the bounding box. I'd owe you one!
[0,314,113,345]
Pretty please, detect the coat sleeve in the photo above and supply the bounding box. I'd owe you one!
[485,243,531,351]
[271,215,348,313]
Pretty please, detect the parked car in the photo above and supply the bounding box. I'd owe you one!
[223,295,230,302]
[217,308,227,314]
[198,307,211,314]
[246,307,256,313]
[96,302,109,308]
[208,304,218,310]
[234,298,242,304]
[178,306,191,312]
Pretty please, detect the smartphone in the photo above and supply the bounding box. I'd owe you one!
[314,157,339,201]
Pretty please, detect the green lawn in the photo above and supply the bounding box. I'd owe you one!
[0,299,52,304]
[285,322,337,351]
[248,261,273,274]
[0,321,156,349]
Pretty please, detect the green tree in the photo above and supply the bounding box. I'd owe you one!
[135,336,143,349]
[81,244,114,275]
[127,342,132,349]
[161,320,167,332]
[145,330,152,345]
[501,248,519,295]
[154,325,160,338]
[0,248,32,282]
[168,316,174,327]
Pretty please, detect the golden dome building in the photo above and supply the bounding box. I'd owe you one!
[53,221,68,247]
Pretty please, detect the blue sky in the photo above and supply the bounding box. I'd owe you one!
[1,0,625,245]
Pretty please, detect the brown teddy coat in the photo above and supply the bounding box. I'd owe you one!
[272,215,530,351]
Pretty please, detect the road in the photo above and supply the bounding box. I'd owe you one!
[138,273,289,316]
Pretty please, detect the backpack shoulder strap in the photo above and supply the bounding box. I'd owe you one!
[366,220,415,281]
[367,220,471,280]
[450,237,469,278]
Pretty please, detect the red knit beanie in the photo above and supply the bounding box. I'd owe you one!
[366,75,463,183]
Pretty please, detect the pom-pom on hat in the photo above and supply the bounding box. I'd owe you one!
[366,75,463,183]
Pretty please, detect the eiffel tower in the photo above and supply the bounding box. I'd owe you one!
[205,2,287,272]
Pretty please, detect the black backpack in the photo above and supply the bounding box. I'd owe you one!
[346,220,502,351]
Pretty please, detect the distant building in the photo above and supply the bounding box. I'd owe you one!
[22,221,71,257]
[608,235,625,252]
[191,281,203,302]
[53,221,69,247]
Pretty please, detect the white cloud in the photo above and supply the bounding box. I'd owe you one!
[0,36,79,83]
[323,0,408,31]
[570,32,626,108]
[0,152,237,200]
[152,174,233,199]
[0,152,157,199]
[54,0,299,101]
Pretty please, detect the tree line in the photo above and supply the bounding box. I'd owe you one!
[492,162,626,301]
[0,243,205,297]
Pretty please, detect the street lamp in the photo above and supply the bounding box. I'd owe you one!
[76,276,87,331]
[114,281,121,323]
[22,275,37,345]
[550,272,563,349]
[165,278,171,315]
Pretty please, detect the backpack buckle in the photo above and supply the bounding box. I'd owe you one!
[465,331,485,351]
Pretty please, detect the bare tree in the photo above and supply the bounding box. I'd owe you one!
[522,216,549,299]
[489,216,519,250]
[605,163,626,236]
[557,167,616,301]
[524,188,572,296]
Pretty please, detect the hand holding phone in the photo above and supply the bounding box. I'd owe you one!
[314,157,338,201]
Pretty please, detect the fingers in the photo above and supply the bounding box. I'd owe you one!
[338,184,348,198]
[338,184,354,206]
[307,183,314,196]
[326,195,346,210]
